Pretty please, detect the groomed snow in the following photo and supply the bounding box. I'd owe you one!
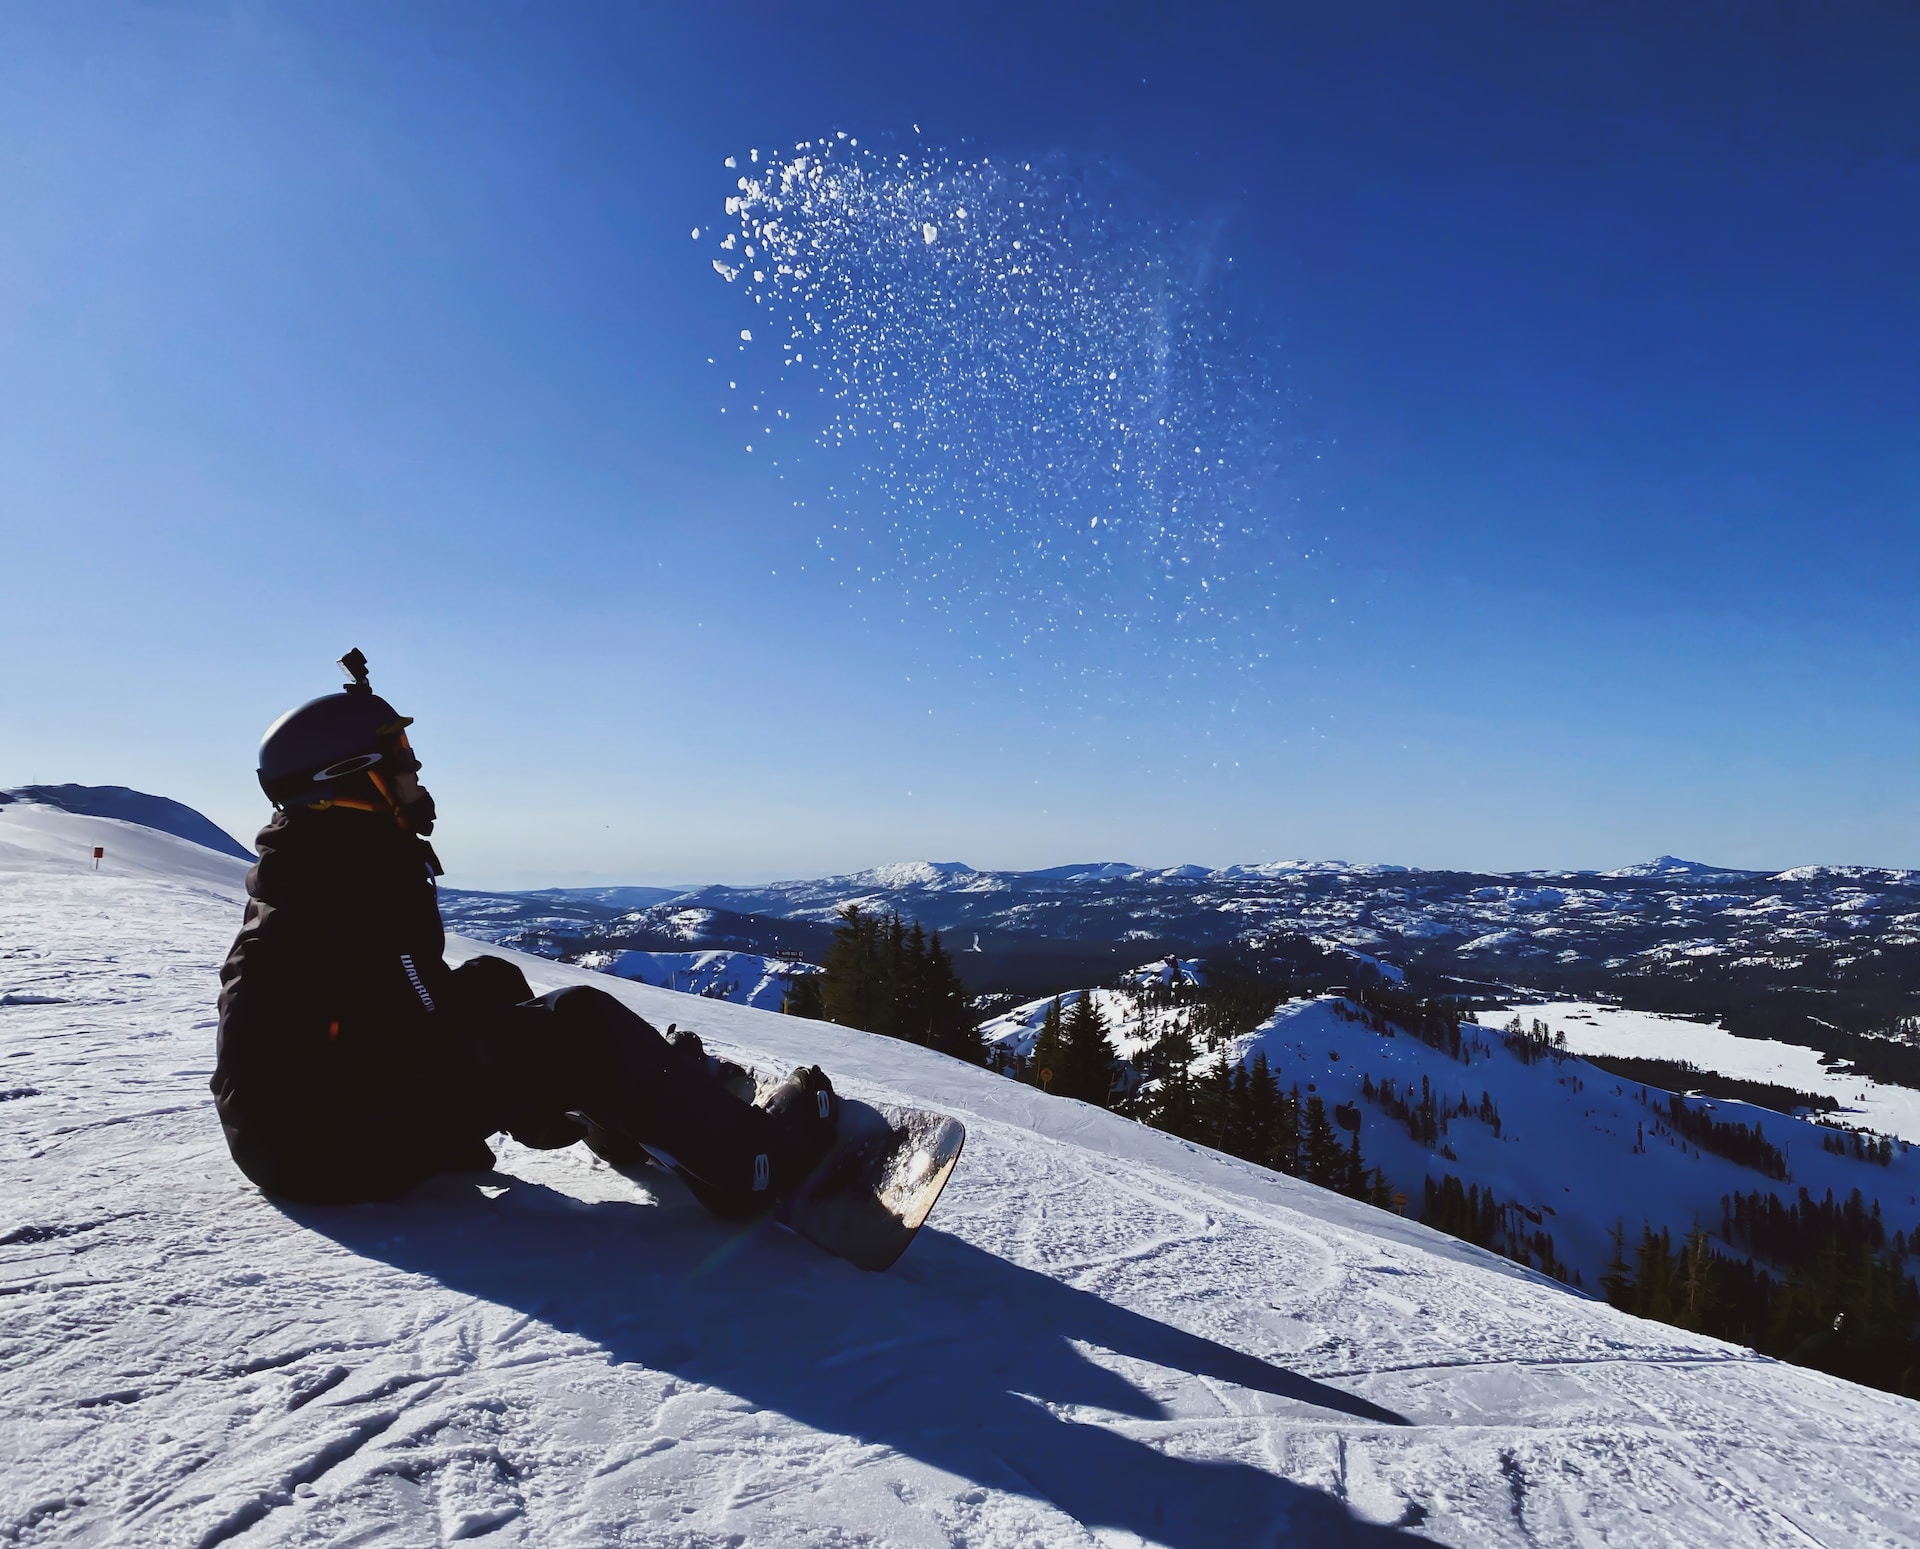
[5,807,1920,1547]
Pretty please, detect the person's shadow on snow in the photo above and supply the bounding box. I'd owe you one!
[288,1165,1439,1548]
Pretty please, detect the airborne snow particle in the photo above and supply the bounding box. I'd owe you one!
[706,136,1291,702]
[740,329,752,341]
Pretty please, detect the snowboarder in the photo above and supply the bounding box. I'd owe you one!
[211,649,838,1210]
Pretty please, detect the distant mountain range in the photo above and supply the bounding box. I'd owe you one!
[20,786,1919,1057]
[440,853,1920,1056]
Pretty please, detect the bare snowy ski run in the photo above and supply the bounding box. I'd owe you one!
[3,803,1918,1547]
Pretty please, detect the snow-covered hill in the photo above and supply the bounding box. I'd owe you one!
[577,947,823,1012]
[0,785,254,862]
[0,794,250,891]
[5,806,1920,1546]
[1232,997,1919,1286]
[986,974,1920,1289]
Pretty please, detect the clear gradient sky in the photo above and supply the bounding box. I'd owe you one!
[3,3,1916,886]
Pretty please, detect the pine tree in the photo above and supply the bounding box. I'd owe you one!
[1342,1128,1369,1200]
[1196,1055,1233,1147]
[1223,1061,1253,1156]
[1600,1221,1634,1308]
[1060,992,1118,1105]
[1139,1018,1201,1139]
[924,931,983,1063]
[1031,996,1067,1093]
[1275,1085,1301,1176]
[879,911,909,1038]
[1679,1226,1718,1332]
[818,905,888,1033]
[1636,1227,1675,1322]
[1244,1053,1281,1169]
[1303,1096,1344,1188]
[895,919,933,1044]
[1366,1168,1395,1209]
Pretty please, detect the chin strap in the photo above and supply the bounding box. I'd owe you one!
[366,770,412,830]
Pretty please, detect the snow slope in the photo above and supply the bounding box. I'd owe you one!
[0,786,254,863]
[579,948,822,1012]
[5,807,1920,1547]
[1232,999,1920,1286]
[0,797,250,891]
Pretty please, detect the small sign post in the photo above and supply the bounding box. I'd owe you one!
[91,847,104,871]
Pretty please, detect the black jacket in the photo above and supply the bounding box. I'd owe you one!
[212,807,461,1194]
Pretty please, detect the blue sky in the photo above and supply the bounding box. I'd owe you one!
[3,2,1915,885]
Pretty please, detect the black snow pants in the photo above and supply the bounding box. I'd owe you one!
[235,961,785,1210]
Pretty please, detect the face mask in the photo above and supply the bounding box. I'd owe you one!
[399,785,437,836]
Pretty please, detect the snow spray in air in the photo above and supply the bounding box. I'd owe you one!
[701,134,1302,701]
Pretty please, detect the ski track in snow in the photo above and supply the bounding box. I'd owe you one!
[3,807,1919,1547]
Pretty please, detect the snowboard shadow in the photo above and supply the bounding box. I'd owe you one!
[287,1166,1437,1548]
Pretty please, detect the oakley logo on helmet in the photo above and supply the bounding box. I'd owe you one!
[313,753,383,782]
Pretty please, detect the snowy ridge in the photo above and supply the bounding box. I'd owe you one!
[578,947,821,1012]
[5,806,1920,1546]
[0,785,254,863]
[630,852,1920,992]
[1600,855,1758,880]
[0,796,249,892]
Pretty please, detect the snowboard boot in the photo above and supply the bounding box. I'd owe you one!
[672,1066,839,1221]
[758,1064,840,1191]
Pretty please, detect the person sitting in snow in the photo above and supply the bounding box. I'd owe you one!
[210,649,837,1208]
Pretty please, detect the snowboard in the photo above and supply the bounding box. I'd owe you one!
[774,1098,966,1272]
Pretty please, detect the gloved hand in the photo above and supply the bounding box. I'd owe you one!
[446,955,535,1019]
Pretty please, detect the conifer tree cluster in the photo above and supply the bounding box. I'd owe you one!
[1123,1046,1391,1206]
[1818,1126,1897,1165]
[1422,1174,1572,1281]
[1026,993,1121,1103]
[1654,1093,1789,1178]
[784,905,983,1063]
[1600,1208,1920,1399]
